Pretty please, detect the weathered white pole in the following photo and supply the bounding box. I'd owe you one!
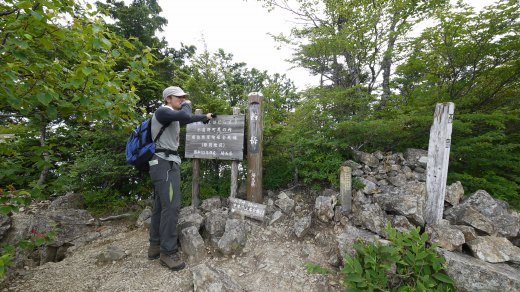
[425,102,455,225]
[246,93,263,203]
[191,109,203,207]
[340,166,352,214]
[230,107,241,198]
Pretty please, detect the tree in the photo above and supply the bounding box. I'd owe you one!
[95,0,193,113]
[260,0,447,100]
[393,0,520,207]
[0,0,152,191]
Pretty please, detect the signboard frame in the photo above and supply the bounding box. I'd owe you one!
[185,114,245,161]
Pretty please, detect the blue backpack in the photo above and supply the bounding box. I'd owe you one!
[125,118,168,171]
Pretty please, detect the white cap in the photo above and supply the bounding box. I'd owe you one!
[162,86,188,99]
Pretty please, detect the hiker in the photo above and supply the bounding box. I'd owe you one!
[147,86,213,271]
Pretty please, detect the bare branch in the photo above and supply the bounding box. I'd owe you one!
[0,8,19,16]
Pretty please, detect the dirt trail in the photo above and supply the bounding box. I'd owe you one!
[6,217,343,292]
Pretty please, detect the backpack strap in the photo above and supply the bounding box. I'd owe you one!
[153,122,170,143]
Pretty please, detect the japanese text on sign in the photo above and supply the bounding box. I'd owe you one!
[185,115,245,161]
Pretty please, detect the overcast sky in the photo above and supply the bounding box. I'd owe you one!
[156,0,493,91]
[157,0,317,90]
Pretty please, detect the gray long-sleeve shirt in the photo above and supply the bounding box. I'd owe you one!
[151,103,208,164]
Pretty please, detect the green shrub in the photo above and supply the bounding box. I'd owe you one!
[352,177,365,191]
[342,226,455,291]
[307,225,456,291]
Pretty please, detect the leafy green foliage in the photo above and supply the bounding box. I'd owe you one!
[0,186,32,215]
[392,1,520,208]
[352,177,365,191]
[18,228,57,251]
[0,246,14,280]
[386,226,455,290]
[341,226,455,291]
[1,0,153,197]
[343,240,398,290]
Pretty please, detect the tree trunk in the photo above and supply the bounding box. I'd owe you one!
[37,122,50,186]
[381,15,401,102]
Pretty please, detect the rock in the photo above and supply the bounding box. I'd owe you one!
[462,190,520,237]
[217,219,249,256]
[352,169,364,177]
[445,205,495,235]
[352,150,379,168]
[277,191,290,200]
[445,181,464,206]
[466,236,520,264]
[463,190,506,216]
[0,213,12,241]
[373,151,384,160]
[314,196,336,223]
[359,178,377,195]
[389,215,414,233]
[269,211,283,226]
[204,209,228,239]
[293,214,312,239]
[373,182,425,226]
[180,226,206,264]
[136,207,152,228]
[352,203,388,236]
[426,224,465,251]
[96,246,127,265]
[343,160,362,169]
[48,192,85,210]
[200,197,222,213]
[178,207,204,232]
[39,246,58,265]
[418,156,428,167]
[452,225,478,242]
[275,197,295,214]
[107,245,127,261]
[192,263,245,292]
[438,248,520,291]
[404,148,428,167]
[387,173,407,187]
[321,188,338,198]
[336,224,387,258]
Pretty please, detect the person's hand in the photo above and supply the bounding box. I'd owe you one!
[203,113,216,124]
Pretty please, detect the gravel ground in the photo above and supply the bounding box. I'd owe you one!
[5,217,344,292]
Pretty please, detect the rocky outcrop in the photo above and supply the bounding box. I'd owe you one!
[3,148,519,291]
[339,149,520,291]
[438,249,520,291]
[0,195,133,277]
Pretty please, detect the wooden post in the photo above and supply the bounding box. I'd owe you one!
[425,102,455,225]
[340,166,352,214]
[191,108,203,207]
[246,93,264,203]
[230,107,240,198]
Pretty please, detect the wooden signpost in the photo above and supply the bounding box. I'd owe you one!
[187,94,265,214]
[230,107,241,198]
[425,102,455,225]
[191,109,203,207]
[246,93,264,204]
[340,166,352,214]
[186,109,245,207]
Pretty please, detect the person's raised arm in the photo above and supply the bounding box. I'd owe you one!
[155,102,212,126]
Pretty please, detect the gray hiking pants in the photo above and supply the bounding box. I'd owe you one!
[149,155,182,255]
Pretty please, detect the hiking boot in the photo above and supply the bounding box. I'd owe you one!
[160,252,186,271]
[147,244,160,260]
